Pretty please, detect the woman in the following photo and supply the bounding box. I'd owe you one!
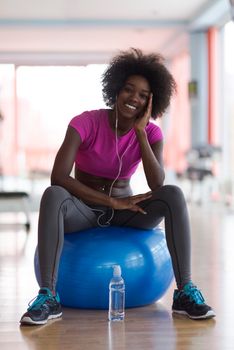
[20,48,215,325]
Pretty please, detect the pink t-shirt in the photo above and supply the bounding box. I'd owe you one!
[69,109,163,180]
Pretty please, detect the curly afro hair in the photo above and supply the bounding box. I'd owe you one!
[102,48,176,119]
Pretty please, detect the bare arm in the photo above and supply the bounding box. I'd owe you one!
[135,134,165,190]
[51,126,151,212]
[134,94,165,190]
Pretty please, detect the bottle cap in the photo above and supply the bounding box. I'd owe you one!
[113,265,121,277]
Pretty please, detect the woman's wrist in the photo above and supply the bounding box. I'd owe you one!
[135,128,147,139]
[108,196,117,209]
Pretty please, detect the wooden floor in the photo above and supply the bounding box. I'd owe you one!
[0,203,234,350]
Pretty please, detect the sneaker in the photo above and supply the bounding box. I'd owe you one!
[20,288,62,325]
[172,282,215,320]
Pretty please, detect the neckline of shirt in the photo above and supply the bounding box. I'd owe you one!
[103,109,135,139]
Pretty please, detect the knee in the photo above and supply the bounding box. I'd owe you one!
[153,184,186,204]
[41,185,71,206]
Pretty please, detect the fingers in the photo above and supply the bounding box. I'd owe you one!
[130,204,147,215]
[113,192,152,212]
[146,93,153,114]
[131,192,152,203]
[128,192,152,214]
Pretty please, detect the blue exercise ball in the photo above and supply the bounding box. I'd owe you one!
[34,226,174,309]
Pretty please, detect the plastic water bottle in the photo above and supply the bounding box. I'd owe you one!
[108,265,125,321]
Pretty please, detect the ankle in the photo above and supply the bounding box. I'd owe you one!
[40,287,56,296]
[178,281,193,290]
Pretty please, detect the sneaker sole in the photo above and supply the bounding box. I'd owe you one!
[172,309,215,320]
[20,312,62,325]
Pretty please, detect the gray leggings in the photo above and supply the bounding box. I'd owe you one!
[38,185,191,291]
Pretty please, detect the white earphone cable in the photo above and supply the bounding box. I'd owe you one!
[81,106,133,227]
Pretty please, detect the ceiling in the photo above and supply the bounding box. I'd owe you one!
[0,0,231,64]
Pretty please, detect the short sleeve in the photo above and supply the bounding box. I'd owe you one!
[146,122,163,144]
[69,111,93,142]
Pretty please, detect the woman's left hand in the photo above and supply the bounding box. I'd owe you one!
[134,93,153,132]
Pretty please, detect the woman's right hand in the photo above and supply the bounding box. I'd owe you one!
[110,192,152,214]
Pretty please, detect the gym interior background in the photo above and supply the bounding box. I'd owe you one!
[0,1,234,349]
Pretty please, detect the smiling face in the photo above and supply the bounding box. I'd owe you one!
[116,75,151,120]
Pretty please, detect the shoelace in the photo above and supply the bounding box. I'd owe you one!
[185,285,205,305]
[27,293,53,311]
